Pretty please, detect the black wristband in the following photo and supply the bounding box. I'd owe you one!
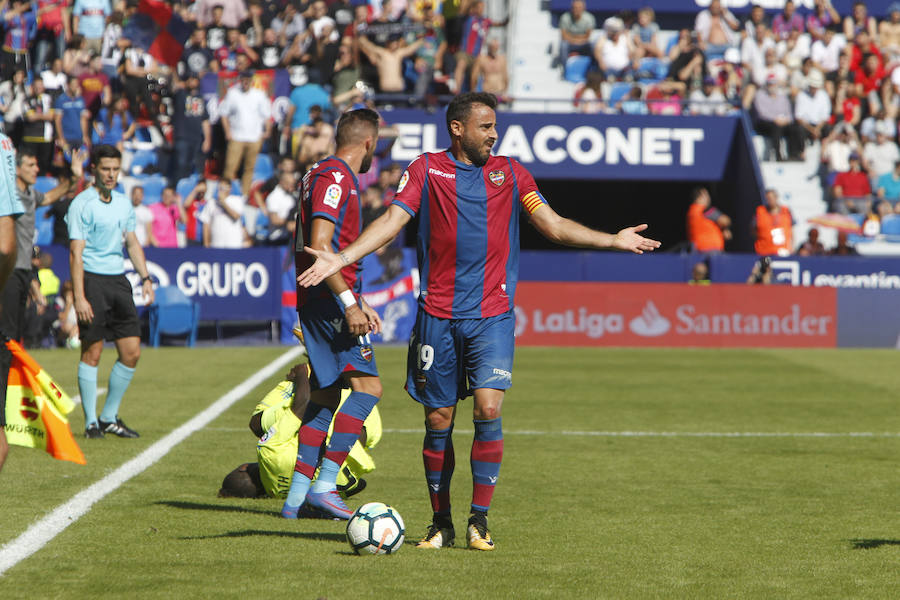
[141,276,152,283]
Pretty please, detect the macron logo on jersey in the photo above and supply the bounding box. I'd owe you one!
[331,171,344,183]
[428,167,456,179]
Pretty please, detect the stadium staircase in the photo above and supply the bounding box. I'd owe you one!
[508,0,576,112]
[756,142,834,249]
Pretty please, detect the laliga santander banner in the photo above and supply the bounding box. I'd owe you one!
[513,283,837,348]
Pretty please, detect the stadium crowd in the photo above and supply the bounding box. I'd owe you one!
[0,0,509,252]
[562,0,900,228]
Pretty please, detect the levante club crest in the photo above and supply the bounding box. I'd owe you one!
[488,170,505,186]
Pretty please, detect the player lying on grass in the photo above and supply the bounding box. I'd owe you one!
[219,363,382,506]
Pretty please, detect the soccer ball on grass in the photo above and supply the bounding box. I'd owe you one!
[346,502,405,555]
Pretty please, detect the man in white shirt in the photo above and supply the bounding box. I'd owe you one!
[219,71,272,198]
[201,180,249,248]
[810,26,845,73]
[863,122,900,182]
[263,168,296,243]
[795,70,832,145]
[131,186,153,247]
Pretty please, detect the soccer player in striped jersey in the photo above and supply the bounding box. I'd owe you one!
[296,92,661,550]
[281,108,385,521]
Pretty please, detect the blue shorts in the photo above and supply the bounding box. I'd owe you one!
[406,308,515,408]
[300,297,378,391]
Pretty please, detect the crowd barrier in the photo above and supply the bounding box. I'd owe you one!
[38,247,900,348]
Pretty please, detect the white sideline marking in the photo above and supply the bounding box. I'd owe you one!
[0,347,304,578]
[71,387,107,405]
[206,427,900,438]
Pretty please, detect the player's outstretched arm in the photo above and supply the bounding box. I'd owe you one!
[297,204,412,287]
[529,205,661,254]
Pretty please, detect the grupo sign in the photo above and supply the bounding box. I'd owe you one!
[513,283,837,347]
[382,110,739,181]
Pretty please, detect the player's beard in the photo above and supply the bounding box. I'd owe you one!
[359,146,376,174]
[461,135,492,167]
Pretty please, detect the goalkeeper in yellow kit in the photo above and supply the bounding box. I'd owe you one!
[219,362,382,503]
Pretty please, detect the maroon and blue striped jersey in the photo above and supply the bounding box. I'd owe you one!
[391,150,548,320]
[461,15,491,57]
[296,156,363,310]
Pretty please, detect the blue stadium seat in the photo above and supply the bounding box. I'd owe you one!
[564,55,591,84]
[608,82,633,106]
[253,153,274,182]
[34,206,53,245]
[130,149,158,175]
[148,286,200,347]
[34,176,58,194]
[880,214,900,235]
[135,174,166,204]
[176,174,199,200]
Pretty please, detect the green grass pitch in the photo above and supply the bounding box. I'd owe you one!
[1,346,899,598]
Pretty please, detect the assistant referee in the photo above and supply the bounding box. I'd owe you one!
[66,144,155,439]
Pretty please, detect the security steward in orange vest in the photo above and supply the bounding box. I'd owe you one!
[753,188,793,256]
[686,187,732,252]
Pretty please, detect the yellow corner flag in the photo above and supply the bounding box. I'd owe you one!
[4,340,86,465]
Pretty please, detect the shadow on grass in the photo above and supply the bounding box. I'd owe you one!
[156,500,273,515]
[850,539,900,549]
[180,529,346,543]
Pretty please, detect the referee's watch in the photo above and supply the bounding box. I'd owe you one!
[141,275,152,284]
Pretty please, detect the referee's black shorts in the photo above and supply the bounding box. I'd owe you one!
[79,272,141,345]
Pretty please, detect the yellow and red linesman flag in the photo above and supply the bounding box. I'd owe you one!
[4,340,86,465]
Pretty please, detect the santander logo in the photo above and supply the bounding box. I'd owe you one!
[629,301,671,337]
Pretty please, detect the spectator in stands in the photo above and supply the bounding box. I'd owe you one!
[832,79,862,130]
[256,28,284,69]
[832,152,872,214]
[649,82,684,115]
[632,6,662,61]
[295,104,335,168]
[201,179,250,248]
[688,261,710,285]
[807,0,840,42]
[863,122,900,183]
[753,47,788,91]
[54,77,91,154]
[753,189,794,256]
[772,0,804,40]
[694,0,739,60]
[62,34,90,77]
[409,7,447,99]
[0,69,27,144]
[574,71,606,114]
[149,187,185,249]
[668,31,706,87]
[219,71,272,199]
[205,5,229,52]
[619,84,648,115]
[170,74,211,186]
[358,32,424,93]
[848,30,882,77]
[876,160,900,208]
[92,94,135,151]
[689,76,727,116]
[795,70,831,147]
[880,3,900,62]
[558,0,595,68]
[262,168,296,243]
[22,79,55,174]
[121,38,164,136]
[72,0,111,54]
[100,10,123,72]
[811,26,844,76]
[829,230,857,255]
[844,1,877,41]
[285,66,331,157]
[754,74,803,161]
[361,183,385,227]
[41,58,66,97]
[1,0,35,80]
[861,199,892,235]
[78,53,111,118]
[471,38,507,98]
[687,187,731,252]
[452,0,507,93]
[821,123,858,177]
[720,47,744,103]
[131,186,152,247]
[854,53,885,106]
[594,17,634,81]
[196,0,248,29]
[796,227,826,255]
[241,0,267,51]
[34,0,70,73]
[183,180,208,246]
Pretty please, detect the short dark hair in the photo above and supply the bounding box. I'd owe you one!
[91,144,122,166]
[335,108,380,148]
[16,148,38,166]
[445,92,498,135]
